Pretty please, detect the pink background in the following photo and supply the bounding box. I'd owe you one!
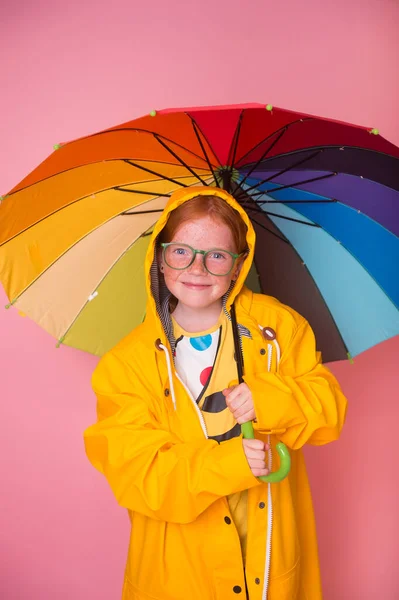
[1,1,398,598]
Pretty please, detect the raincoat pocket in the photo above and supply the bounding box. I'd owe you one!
[269,474,301,580]
[122,577,165,600]
[123,574,209,600]
[268,558,300,600]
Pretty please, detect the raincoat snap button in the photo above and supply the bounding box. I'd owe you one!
[259,502,265,509]
[164,388,170,397]
[233,586,242,593]
[260,348,266,355]
[255,578,260,585]
[224,516,231,524]
[262,327,276,341]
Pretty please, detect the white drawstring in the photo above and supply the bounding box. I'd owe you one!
[159,344,177,411]
[267,344,273,372]
[260,324,280,600]
[259,324,281,369]
[273,338,281,366]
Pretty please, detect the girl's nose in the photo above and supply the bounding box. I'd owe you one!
[188,253,207,274]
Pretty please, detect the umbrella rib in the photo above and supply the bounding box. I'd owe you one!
[153,134,209,185]
[123,160,189,187]
[228,110,244,169]
[237,172,337,199]
[115,187,172,197]
[235,127,288,193]
[237,149,324,195]
[76,126,215,167]
[240,203,321,227]
[248,214,290,243]
[236,117,314,165]
[121,209,164,215]
[241,196,336,204]
[189,117,220,187]
[186,115,223,166]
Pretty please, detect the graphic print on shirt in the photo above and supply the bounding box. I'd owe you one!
[174,318,241,443]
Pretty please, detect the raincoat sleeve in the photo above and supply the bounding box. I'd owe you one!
[243,317,348,450]
[84,350,258,524]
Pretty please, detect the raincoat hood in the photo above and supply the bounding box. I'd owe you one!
[143,186,256,337]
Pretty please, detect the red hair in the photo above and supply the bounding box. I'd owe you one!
[159,195,248,253]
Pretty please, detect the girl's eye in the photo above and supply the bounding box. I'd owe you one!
[209,252,226,260]
[173,247,188,255]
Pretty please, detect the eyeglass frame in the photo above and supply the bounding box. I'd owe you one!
[160,242,245,276]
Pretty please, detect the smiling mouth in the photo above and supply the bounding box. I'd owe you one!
[182,282,211,288]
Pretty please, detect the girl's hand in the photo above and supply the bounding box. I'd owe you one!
[223,383,256,424]
[242,439,270,478]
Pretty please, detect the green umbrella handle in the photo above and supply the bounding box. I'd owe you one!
[241,420,291,483]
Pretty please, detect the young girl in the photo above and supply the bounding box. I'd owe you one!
[84,186,347,600]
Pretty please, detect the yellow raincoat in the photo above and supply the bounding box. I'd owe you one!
[84,187,348,600]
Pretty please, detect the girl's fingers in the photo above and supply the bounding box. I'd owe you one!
[251,467,270,477]
[236,412,256,425]
[225,392,242,409]
[232,400,251,416]
[235,403,257,424]
[222,387,233,397]
[243,444,266,460]
[243,439,270,451]
[228,396,252,415]
[245,449,266,462]
[243,439,264,450]
[248,459,268,470]
[224,384,251,407]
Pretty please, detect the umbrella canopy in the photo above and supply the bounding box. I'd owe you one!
[0,103,398,361]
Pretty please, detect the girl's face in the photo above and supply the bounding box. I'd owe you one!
[160,215,242,312]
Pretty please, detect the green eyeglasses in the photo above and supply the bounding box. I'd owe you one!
[161,243,243,276]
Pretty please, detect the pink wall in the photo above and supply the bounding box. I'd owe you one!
[1,1,398,598]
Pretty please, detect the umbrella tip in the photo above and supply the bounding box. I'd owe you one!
[347,352,355,364]
[56,336,65,348]
[150,110,157,117]
[5,297,16,309]
[53,143,61,150]
[265,104,273,112]
[369,128,379,135]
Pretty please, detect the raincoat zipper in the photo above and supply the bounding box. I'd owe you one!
[174,372,208,438]
[262,434,273,600]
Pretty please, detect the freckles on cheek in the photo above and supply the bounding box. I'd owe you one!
[164,270,179,284]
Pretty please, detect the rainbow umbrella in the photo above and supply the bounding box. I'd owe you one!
[1,103,398,362]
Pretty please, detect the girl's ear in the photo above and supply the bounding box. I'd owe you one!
[232,255,246,281]
[156,247,164,271]
[231,267,240,281]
